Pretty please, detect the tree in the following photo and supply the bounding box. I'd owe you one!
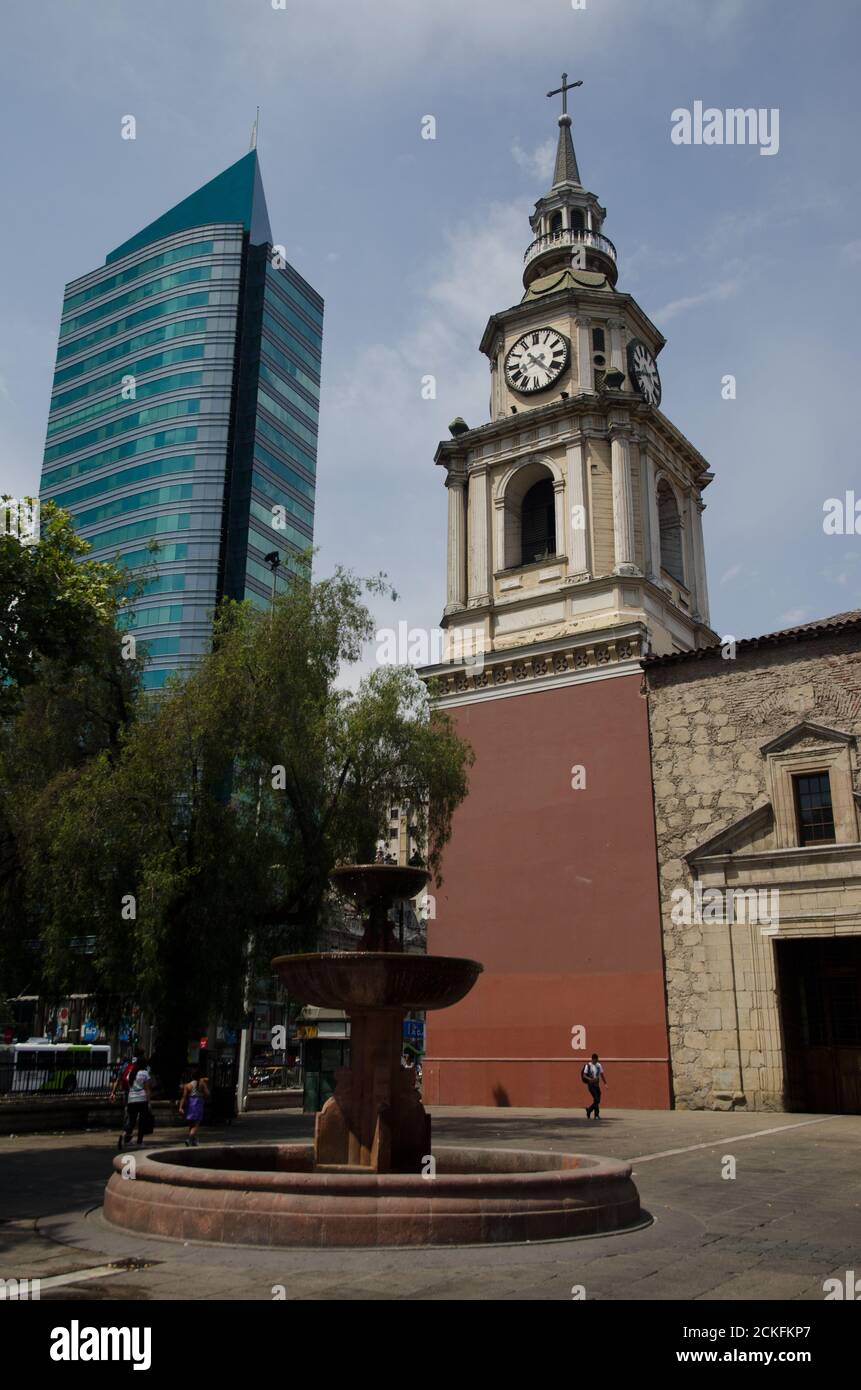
[0,504,142,1013]
[4,567,473,1091]
[0,501,128,717]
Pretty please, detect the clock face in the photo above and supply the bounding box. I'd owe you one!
[627,338,662,407]
[505,328,569,394]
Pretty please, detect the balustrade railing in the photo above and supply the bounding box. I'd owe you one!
[524,226,617,267]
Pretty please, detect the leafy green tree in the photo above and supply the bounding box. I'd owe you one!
[0,501,128,716]
[0,504,141,1010]
[3,567,472,1091]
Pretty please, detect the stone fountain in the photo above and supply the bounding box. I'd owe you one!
[103,864,642,1247]
[277,864,480,1174]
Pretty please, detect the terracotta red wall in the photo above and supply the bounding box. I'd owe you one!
[425,672,671,1109]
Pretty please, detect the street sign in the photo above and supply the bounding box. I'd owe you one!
[403,1019,424,1046]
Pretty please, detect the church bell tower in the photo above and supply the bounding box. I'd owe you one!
[434,76,716,695]
[422,80,719,1113]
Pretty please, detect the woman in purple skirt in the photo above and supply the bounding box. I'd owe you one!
[179,1071,209,1146]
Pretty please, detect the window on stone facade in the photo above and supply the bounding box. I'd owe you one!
[549,212,563,234]
[793,773,836,846]
[657,480,684,584]
[521,479,556,565]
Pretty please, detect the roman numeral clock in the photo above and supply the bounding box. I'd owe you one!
[504,327,569,394]
[627,337,662,407]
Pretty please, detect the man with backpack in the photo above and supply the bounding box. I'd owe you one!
[111,1052,139,1146]
[118,1053,153,1149]
[110,1053,137,1103]
[581,1053,606,1119]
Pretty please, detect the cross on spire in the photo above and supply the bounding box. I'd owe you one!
[546,73,582,117]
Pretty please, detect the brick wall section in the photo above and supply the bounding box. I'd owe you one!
[644,628,861,1110]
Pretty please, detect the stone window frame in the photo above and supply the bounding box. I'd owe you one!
[493,455,565,574]
[762,731,858,850]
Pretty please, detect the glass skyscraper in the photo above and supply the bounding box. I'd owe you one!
[39,151,322,689]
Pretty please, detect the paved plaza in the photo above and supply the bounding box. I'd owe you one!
[0,1105,857,1301]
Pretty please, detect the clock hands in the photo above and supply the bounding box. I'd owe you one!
[506,327,569,393]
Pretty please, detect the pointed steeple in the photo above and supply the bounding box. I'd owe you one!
[521,76,618,294]
[552,113,581,189]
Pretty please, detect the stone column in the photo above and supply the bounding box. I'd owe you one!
[691,497,711,623]
[608,318,626,376]
[644,448,662,581]
[681,492,696,604]
[610,428,639,575]
[552,478,566,560]
[575,317,594,393]
[566,439,590,576]
[444,474,467,613]
[467,466,491,605]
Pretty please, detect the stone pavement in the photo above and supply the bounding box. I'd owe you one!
[0,1105,858,1300]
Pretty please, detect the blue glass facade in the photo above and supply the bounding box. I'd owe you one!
[39,151,322,686]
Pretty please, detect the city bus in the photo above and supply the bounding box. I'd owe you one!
[0,1040,113,1095]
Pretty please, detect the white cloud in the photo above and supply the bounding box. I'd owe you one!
[776,606,813,627]
[719,564,742,585]
[655,276,742,323]
[322,195,525,478]
[822,552,861,587]
[315,200,527,669]
[511,137,556,182]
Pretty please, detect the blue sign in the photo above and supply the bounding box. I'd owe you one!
[82,1020,100,1042]
[403,1019,424,1047]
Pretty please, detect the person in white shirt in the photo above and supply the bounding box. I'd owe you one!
[118,1054,153,1149]
[582,1053,606,1120]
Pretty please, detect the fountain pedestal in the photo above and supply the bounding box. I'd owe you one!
[315,1008,430,1171]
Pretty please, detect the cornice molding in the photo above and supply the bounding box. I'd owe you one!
[421,622,647,708]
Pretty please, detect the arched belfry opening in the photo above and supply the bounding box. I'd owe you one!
[501,462,558,569]
[521,479,556,565]
[657,479,684,584]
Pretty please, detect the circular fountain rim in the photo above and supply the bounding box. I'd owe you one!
[118,1141,626,1191]
[104,1141,642,1247]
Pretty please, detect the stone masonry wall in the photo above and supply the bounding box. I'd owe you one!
[645,628,861,1110]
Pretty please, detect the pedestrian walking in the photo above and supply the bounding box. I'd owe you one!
[118,1053,153,1149]
[581,1052,606,1119]
[179,1072,209,1146]
[110,1051,137,1104]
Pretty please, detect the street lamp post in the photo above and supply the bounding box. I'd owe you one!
[235,552,281,1116]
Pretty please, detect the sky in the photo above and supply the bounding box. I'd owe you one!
[1,0,860,655]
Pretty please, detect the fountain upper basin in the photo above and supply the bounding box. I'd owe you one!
[329,863,429,905]
[271,951,483,1011]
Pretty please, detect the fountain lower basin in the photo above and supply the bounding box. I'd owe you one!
[103,1142,641,1247]
[270,951,482,1011]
